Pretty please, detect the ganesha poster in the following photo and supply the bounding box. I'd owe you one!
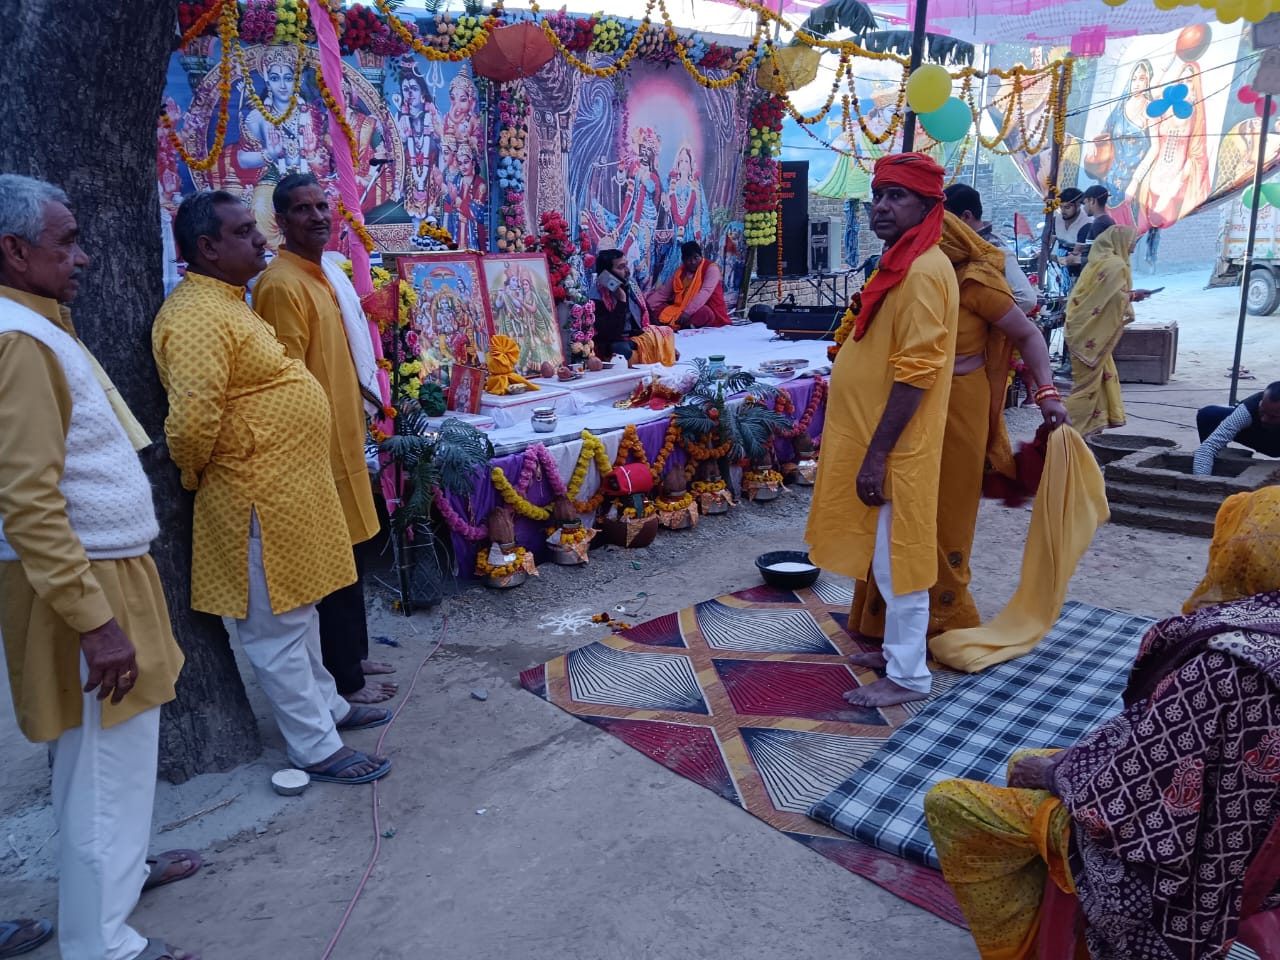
[160,39,490,269]
[519,57,752,298]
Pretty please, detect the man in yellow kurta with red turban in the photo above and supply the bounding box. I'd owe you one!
[805,153,959,708]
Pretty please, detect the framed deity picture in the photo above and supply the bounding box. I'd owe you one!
[480,253,565,374]
[446,363,486,414]
[397,253,494,384]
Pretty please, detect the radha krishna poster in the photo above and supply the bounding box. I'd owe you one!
[482,253,563,374]
[397,253,493,385]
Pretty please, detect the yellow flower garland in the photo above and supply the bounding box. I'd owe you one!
[374,0,503,63]
[335,198,375,254]
[163,0,238,172]
[475,546,529,579]
[233,37,306,126]
[744,468,783,485]
[490,466,552,521]
[691,479,725,495]
[656,491,694,512]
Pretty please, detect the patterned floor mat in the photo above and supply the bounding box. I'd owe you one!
[520,578,968,924]
[808,601,1153,870]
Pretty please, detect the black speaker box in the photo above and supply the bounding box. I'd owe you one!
[765,304,841,341]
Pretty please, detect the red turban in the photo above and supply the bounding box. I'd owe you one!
[853,152,948,342]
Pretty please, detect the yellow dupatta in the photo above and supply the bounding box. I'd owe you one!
[1183,486,1280,613]
[1064,225,1137,369]
[658,259,706,327]
[938,211,1017,479]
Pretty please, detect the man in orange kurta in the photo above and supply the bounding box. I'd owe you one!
[645,241,731,329]
[253,173,395,706]
[805,153,959,708]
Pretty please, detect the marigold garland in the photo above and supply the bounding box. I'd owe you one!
[179,0,227,46]
[550,524,593,546]
[163,0,238,172]
[373,0,502,62]
[434,488,488,540]
[776,376,826,438]
[656,491,694,512]
[475,546,529,579]
[313,52,359,162]
[614,424,649,470]
[621,503,658,519]
[649,422,682,482]
[335,198,375,254]
[744,468,783,485]
[233,36,306,126]
[691,479,726,495]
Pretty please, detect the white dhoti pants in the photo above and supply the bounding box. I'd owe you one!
[52,664,158,960]
[234,513,349,767]
[872,502,933,694]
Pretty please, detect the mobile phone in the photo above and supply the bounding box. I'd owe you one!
[597,270,623,293]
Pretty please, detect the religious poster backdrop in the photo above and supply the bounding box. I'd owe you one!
[161,39,490,269]
[397,253,493,385]
[521,57,752,300]
[989,22,1271,231]
[482,252,561,374]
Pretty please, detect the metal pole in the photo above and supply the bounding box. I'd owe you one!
[970,45,988,186]
[1037,64,1069,293]
[1230,93,1271,406]
[901,0,929,151]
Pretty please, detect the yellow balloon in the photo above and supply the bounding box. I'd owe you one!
[1218,0,1245,20]
[1101,0,1127,7]
[1246,0,1270,20]
[1154,0,1178,9]
[906,64,951,115]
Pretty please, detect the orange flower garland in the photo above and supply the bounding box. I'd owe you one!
[614,424,649,469]
[314,55,359,164]
[163,0,238,172]
[180,0,228,46]
[649,421,682,483]
[336,198,375,254]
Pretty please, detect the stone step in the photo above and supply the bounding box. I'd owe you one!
[1106,502,1216,538]
[1104,479,1225,517]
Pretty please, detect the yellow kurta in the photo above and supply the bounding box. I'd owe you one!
[253,250,380,545]
[806,245,959,594]
[0,287,184,742]
[152,272,356,618]
[851,281,1014,637]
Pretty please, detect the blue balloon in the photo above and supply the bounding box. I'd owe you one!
[1165,82,1189,101]
[1146,99,1166,118]
[919,97,971,142]
[1172,100,1193,120]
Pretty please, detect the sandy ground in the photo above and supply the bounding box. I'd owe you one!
[1,263,1275,959]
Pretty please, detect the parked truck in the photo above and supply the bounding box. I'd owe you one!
[1212,197,1280,315]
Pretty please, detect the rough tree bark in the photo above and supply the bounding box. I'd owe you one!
[0,0,262,781]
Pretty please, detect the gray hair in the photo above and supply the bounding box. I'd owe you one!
[0,174,70,244]
[174,189,242,265]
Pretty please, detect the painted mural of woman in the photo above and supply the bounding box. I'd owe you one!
[656,143,712,287]
[396,62,443,229]
[237,45,330,248]
[1139,57,1211,228]
[1084,59,1156,227]
[444,139,487,250]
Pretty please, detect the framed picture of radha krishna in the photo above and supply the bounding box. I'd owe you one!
[397,253,494,385]
[481,253,564,374]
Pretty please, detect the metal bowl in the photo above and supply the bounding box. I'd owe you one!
[271,768,310,796]
[754,550,820,590]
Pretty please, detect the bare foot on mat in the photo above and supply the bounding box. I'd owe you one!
[847,651,887,669]
[346,681,398,704]
[361,660,396,676]
[843,677,930,707]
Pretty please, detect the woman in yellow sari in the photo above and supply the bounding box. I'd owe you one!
[850,213,1069,641]
[924,486,1280,960]
[1062,225,1153,435]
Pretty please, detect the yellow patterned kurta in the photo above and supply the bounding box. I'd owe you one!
[253,251,380,546]
[152,272,355,618]
[806,246,959,594]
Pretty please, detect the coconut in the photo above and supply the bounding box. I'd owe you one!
[539,360,556,379]
[662,471,687,496]
[486,508,516,547]
[551,496,578,524]
[586,356,603,371]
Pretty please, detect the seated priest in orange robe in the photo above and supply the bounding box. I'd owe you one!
[645,240,731,329]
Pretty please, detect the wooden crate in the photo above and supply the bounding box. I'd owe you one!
[1114,320,1177,385]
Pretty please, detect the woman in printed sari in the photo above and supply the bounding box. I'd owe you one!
[849,212,1069,640]
[925,486,1280,960]
[1062,225,1153,436]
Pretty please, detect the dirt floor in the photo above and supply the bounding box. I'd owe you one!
[0,265,1273,960]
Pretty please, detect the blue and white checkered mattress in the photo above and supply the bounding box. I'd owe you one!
[808,601,1154,869]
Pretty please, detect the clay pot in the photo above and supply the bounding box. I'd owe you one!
[600,513,660,548]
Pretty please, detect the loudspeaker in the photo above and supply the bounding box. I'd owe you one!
[809,219,830,273]
[765,304,841,341]
[757,161,809,277]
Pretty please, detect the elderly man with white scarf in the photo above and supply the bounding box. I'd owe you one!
[252,173,397,708]
[0,174,196,960]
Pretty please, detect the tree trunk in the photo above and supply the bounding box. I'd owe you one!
[0,0,261,781]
